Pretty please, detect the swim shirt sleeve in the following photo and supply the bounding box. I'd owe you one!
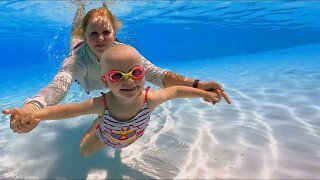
[142,55,168,88]
[25,53,85,107]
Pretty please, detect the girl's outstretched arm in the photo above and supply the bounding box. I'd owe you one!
[147,86,220,112]
[2,97,103,124]
[33,97,103,121]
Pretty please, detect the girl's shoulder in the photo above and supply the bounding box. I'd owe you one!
[144,88,165,110]
[147,88,165,96]
[90,95,106,116]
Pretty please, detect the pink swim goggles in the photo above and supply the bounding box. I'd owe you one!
[102,65,145,84]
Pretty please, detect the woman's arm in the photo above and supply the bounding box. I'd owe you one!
[141,56,231,104]
[148,86,220,112]
[27,55,84,107]
[141,56,168,88]
[163,72,231,104]
[9,54,85,133]
[71,1,85,37]
[70,2,85,51]
[141,56,205,88]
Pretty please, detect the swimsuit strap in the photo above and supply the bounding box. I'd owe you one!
[101,92,108,109]
[115,37,122,43]
[144,86,150,103]
[73,41,85,50]
[97,92,108,130]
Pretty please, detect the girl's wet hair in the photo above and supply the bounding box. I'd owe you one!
[74,7,122,37]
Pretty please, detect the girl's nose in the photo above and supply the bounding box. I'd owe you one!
[122,76,135,85]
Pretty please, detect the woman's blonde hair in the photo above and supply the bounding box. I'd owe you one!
[73,7,122,37]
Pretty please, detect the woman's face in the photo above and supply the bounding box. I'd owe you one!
[85,16,115,59]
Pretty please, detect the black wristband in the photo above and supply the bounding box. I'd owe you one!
[193,79,200,88]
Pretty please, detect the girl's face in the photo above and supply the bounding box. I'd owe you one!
[102,61,145,100]
[85,16,115,59]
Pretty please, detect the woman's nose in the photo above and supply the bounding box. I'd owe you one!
[98,34,104,41]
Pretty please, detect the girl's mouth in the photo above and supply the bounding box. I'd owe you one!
[120,87,137,92]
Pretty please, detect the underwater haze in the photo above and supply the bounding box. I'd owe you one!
[1,0,320,179]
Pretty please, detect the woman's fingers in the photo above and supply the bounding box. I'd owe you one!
[12,120,39,133]
[15,118,22,132]
[221,90,231,104]
[21,120,40,133]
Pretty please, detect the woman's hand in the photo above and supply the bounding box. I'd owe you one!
[198,80,232,104]
[2,104,41,133]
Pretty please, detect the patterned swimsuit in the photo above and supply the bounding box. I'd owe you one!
[96,87,151,149]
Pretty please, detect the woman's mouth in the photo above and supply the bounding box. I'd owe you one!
[96,44,106,48]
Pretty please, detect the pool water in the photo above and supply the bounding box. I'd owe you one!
[0,1,320,179]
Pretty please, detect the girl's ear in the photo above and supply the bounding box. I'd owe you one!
[101,77,109,88]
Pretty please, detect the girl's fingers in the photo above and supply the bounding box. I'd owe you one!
[2,108,19,116]
[2,109,10,114]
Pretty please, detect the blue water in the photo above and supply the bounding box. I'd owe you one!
[1,1,320,179]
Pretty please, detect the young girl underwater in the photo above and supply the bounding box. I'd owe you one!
[2,44,222,157]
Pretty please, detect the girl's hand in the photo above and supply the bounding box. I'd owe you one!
[203,91,220,105]
[198,80,231,104]
[2,107,40,133]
